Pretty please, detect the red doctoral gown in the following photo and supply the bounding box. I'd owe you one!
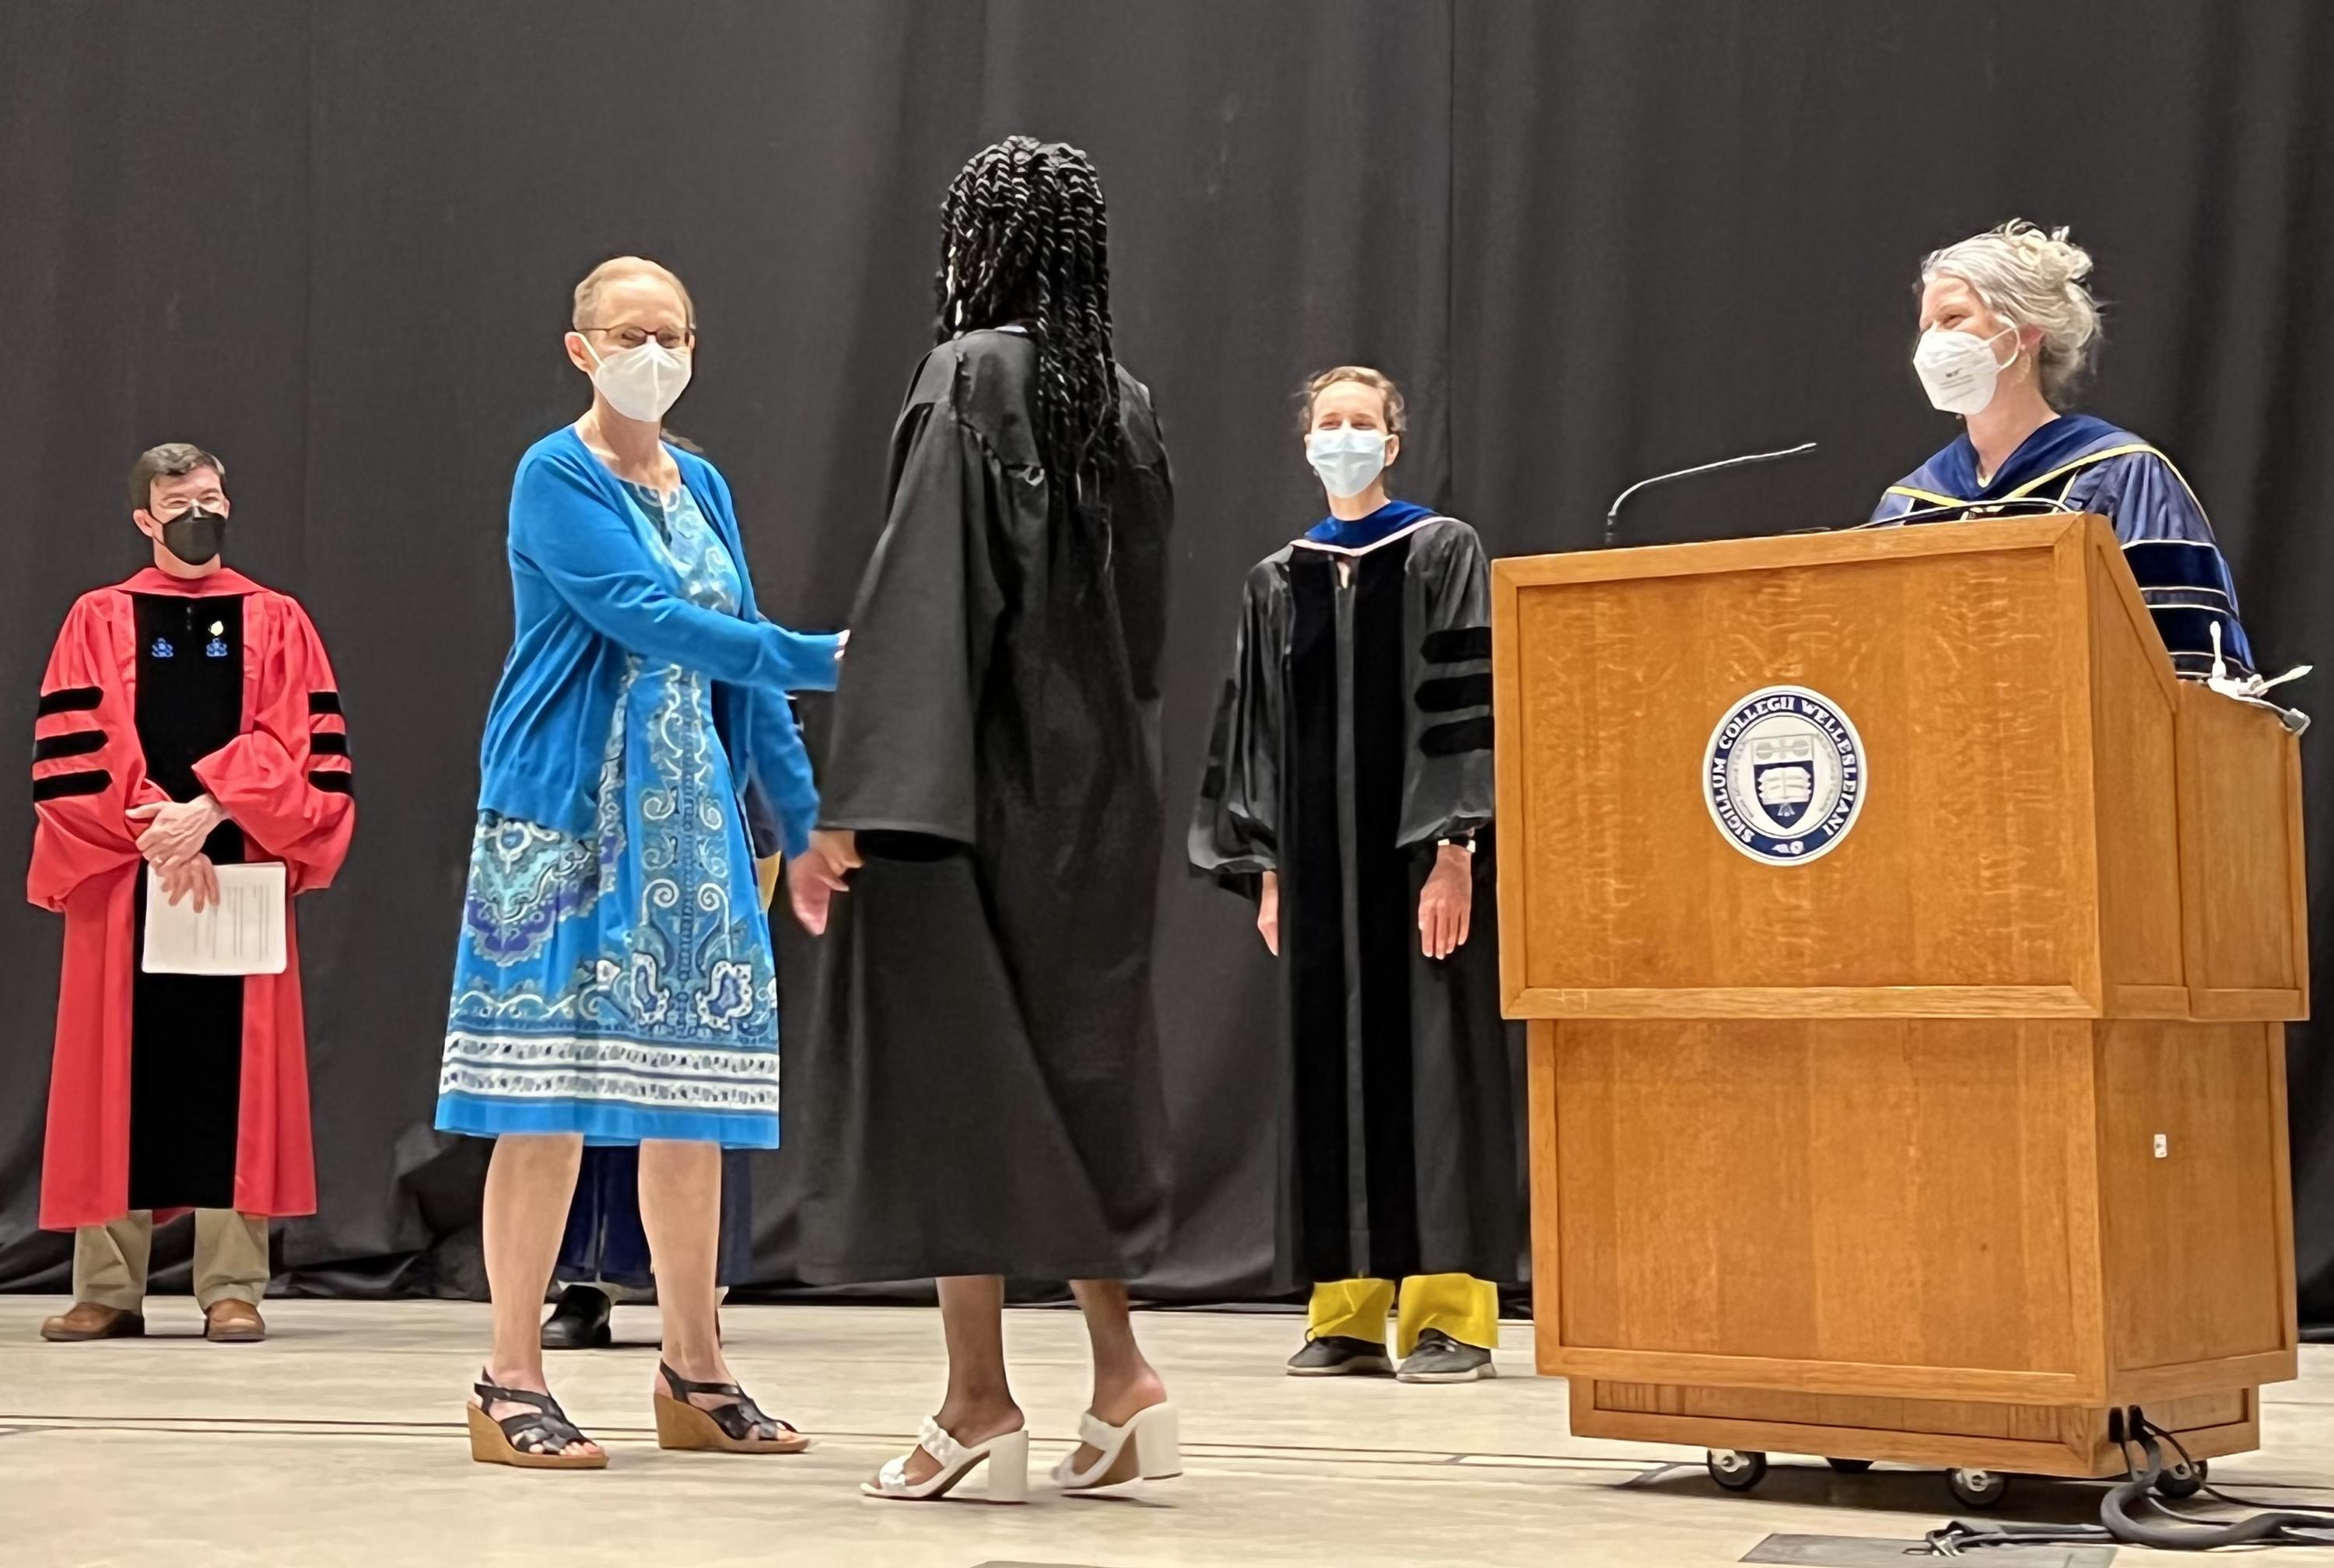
[28,566,354,1229]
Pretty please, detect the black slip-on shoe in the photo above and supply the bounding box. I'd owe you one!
[1396,1328,1498,1384]
[541,1284,614,1351]
[1286,1335,1395,1377]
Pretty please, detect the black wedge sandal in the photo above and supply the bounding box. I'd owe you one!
[652,1360,811,1454]
[465,1375,608,1470]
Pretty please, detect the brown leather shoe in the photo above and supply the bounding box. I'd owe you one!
[204,1299,266,1343]
[40,1302,145,1342]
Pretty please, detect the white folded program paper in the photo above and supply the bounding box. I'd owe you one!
[141,861,288,976]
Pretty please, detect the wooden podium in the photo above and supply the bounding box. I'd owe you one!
[1490,514,2304,1495]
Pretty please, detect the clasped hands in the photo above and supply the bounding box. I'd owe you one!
[778,635,857,934]
[126,793,226,912]
[786,828,860,936]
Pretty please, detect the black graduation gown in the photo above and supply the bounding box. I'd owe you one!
[794,328,1174,1283]
[1192,516,1519,1286]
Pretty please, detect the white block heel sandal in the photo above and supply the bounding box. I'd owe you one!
[1053,1402,1182,1495]
[863,1417,1029,1503]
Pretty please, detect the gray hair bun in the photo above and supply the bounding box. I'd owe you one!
[1920,219,2102,403]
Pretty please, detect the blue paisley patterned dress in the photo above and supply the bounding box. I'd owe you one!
[435,481,780,1146]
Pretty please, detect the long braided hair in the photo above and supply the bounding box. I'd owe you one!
[934,136,1121,514]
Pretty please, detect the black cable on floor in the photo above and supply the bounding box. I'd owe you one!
[1922,1412,2334,1555]
[2147,1412,2334,1517]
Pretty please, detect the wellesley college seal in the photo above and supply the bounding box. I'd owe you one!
[1703,685,1866,864]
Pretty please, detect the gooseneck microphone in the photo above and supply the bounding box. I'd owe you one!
[1603,441,1819,548]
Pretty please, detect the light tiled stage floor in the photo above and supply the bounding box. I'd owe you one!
[3,1298,2331,1566]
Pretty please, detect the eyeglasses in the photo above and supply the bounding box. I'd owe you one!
[149,495,224,520]
[583,324,695,352]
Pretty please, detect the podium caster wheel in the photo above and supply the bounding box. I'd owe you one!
[1707,1449,1768,1492]
[1826,1457,1874,1473]
[2155,1458,2208,1500]
[1947,1468,2010,1509]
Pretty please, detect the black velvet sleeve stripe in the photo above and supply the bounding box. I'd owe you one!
[308,691,342,716]
[2124,540,2233,593]
[310,770,354,795]
[32,769,110,800]
[33,730,106,762]
[1418,716,1495,758]
[1421,626,1491,663]
[1415,673,1492,713]
[37,686,103,716]
[310,731,349,757]
[2141,590,2233,611]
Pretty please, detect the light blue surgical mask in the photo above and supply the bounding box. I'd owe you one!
[1306,427,1389,499]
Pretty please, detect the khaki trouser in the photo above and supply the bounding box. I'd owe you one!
[72,1210,272,1314]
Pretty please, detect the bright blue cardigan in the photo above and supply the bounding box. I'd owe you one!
[475,425,839,857]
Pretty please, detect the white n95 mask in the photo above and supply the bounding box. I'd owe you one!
[586,338,692,423]
[1913,324,2018,416]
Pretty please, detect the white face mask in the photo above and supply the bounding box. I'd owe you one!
[584,337,692,423]
[1306,427,1390,499]
[1913,324,2019,416]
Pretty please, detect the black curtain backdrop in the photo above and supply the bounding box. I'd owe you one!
[3,1,2329,1318]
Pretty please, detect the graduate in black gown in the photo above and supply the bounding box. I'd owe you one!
[792,137,1179,1502]
[1192,367,1519,1384]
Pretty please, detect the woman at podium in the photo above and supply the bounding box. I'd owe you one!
[1873,219,2255,681]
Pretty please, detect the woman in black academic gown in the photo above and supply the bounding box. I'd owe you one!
[790,136,1180,1503]
[1191,366,1519,1384]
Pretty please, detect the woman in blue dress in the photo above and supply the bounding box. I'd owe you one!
[1875,219,2255,678]
[538,779,777,1352]
[436,257,843,1468]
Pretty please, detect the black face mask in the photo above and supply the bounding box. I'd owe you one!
[158,506,226,566]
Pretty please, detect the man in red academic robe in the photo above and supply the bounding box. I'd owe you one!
[30,442,354,1344]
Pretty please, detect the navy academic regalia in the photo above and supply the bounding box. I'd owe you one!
[1873,414,2255,679]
